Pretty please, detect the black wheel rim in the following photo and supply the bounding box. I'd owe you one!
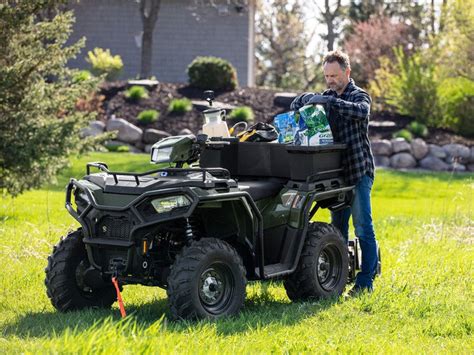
[317,244,343,291]
[198,262,234,314]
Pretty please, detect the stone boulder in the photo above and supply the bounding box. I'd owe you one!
[106,117,143,144]
[374,155,390,167]
[442,144,471,164]
[143,129,171,144]
[470,146,474,163]
[390,153,417,169]
[419,155,449,171]
[179,128,193,136]
[105,140,143,153]
[371,140,392,156]
[80,120,105,138]
[273,92,297,108]
[428,144,447,159]
[410,138,429,160]
[391,138,412,154]
[448,162,467,172]
[467,164,474,172]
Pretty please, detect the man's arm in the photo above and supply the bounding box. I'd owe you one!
[329,91,371,122]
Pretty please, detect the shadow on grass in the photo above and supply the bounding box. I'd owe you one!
[3,291,339,338]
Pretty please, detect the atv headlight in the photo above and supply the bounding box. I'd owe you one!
[150,195,191,214]
[151,146,173,163]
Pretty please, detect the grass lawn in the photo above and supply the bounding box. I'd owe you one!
[1,152,473,353]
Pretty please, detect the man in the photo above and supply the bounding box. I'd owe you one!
[290,50,378,294]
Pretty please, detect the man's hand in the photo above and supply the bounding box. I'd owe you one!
[290,92,315,110]
[306,94,333,105]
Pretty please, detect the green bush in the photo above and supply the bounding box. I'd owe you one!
[168,98,192,115]
[125,85,149,102]
[86,48,123,81]
[187,56,238,91]
[370,48,441,126]
[72,70,92,83]
[393,129,413,142]
[228,106,254,122]
[438,77,474,137]
[137,109,159,124]
[407,121,428,138]
[105,144,130,153]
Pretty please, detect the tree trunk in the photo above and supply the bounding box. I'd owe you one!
[140,0,161,79]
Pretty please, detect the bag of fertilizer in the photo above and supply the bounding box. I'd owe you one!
[273,111,299,143]
[296,104,333,146]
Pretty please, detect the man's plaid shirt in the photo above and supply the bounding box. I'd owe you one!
[323,79,375,186]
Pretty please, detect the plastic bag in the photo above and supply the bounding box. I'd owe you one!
[273,111,299,143]
[296,105,333,145]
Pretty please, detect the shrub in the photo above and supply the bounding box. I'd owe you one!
[393,129,413,142]
[137,109,159,124]
[228,106,254,122]
[168,98,192,115]
[438,77,474,137]
[105,144,130,153]
[73,70,92,83]
[187,56,238,91]
[125,85,149,102]
[407,121,428,138]
[86,48,123,81]
[369,48,441,126]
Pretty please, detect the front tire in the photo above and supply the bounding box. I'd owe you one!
[167,238,247,320]
[284,222,348,301]
[45,230,116,312]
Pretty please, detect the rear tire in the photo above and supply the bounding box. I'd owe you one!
[284,222,348,301]
[167,238,246,320]
[45,230,116,312]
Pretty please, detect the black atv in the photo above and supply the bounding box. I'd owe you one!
[45,113,377,321]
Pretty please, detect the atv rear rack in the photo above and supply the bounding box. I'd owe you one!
[86,161,231,185]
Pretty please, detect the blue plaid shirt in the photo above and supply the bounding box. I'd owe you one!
[323,79,375,186]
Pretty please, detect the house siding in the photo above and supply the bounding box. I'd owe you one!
[68,0,254,86]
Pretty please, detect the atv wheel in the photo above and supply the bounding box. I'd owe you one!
[45,229,116,312]
[284,222,348,301]
[167,238,246,320]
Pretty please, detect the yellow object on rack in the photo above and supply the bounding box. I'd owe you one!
[237,129,257,142]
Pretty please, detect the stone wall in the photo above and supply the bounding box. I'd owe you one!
[371,138,474,172]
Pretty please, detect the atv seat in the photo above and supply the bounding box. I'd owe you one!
[237,178,286,201]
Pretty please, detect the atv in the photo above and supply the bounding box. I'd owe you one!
[45,104,378,321]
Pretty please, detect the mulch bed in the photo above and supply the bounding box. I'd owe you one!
[98,81,474,146]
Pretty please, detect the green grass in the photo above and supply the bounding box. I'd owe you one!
[1,152,473,353]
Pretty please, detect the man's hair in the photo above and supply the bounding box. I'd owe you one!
[323,50,351,70]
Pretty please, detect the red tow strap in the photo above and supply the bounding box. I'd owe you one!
[111,276,126,318]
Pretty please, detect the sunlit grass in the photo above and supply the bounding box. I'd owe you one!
[1,152,473,353]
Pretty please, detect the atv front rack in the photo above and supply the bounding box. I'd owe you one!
[85,161,232,185]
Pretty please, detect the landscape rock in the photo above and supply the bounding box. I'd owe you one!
[105,140,143,153]
[145,144,153,154]
[448,162,467,172]
[442,143,471,164]
[428,144,447,159]
[371,140,392,156]
[178,128,193,136]
[467,164,474,172]
[419,155,449,171]
[106,117,143,144]
[80,120,106,138]
[391,138,412,154]
[273,92,297,108]
[143,129,171,144]
[471,147,474,163]
[390,153,417,169]
[410,138,429,160]
[374,155,390,167]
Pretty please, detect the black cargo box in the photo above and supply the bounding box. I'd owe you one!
[199,141,346,181]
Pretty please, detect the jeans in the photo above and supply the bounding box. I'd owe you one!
[331,174,378,289]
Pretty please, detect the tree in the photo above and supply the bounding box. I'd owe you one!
[344,16,412,87]
[255,0,317,90]
[139,0,161,79]
[314,0,343,52]
[0,1,104,196]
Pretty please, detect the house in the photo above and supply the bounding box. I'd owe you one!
[67,0,256,86]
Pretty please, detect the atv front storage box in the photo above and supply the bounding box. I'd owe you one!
[199,141,346,181]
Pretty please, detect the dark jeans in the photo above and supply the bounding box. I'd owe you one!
[331,174,378,289]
